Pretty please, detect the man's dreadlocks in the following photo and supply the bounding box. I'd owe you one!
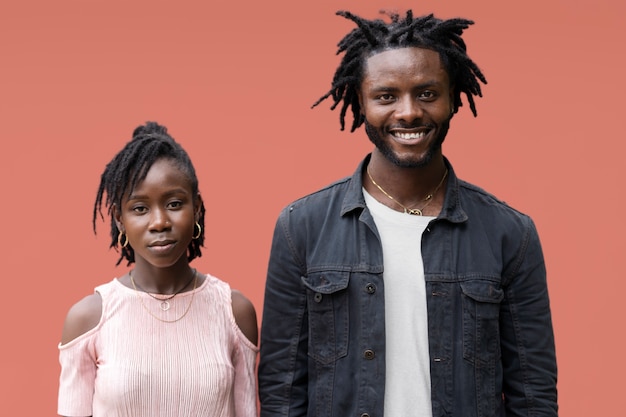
[312,10,488,132]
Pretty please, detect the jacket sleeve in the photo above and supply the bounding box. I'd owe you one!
[500,217,558,416]
[259,210,309,417]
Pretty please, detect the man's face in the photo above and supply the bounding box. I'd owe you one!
[358,47,454,168]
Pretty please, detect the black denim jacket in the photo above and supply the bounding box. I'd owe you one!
[259,155,557,417]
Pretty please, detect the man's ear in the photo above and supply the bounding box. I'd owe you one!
[356,89,364,114]
[449,84,455,114]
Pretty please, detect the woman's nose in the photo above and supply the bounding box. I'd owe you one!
[149,209,171,231]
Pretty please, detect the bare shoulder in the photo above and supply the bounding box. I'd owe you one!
[231,289,258,346]
[60,293,103,345]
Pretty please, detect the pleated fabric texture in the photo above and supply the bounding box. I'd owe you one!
[58,274,258,417]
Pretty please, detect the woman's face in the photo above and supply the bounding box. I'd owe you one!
[115,158,199,269]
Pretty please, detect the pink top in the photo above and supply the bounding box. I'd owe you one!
[58,274,258,417]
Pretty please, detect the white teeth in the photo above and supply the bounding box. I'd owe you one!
[394,132,424,139]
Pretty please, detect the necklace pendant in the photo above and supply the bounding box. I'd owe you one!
[406,208,423,215]
[160,300,170,311]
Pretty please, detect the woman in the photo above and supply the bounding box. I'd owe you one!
[58,122,258,417]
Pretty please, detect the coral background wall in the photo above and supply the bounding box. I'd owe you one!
[1,0,623,415]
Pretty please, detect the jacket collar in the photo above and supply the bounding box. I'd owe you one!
[341,153,468,223]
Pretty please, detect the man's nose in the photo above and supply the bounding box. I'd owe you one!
[394,96,423,122]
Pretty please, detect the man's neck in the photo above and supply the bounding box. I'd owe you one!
[365,151,447,202]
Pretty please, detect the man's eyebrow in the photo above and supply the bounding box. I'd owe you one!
[369,80,442,92]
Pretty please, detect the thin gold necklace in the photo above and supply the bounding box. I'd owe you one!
[129,268,196,311]
[130,270,198,323]
[366,166,448,215]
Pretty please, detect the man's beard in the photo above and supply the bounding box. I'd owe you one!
[364,119,450,168]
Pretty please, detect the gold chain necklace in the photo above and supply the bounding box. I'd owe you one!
[366,166,448,215]
[129,269,196,311]
[130,269,198,323]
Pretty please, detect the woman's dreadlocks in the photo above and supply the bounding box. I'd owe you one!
[93,122,206,265]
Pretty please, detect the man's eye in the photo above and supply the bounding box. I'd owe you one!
[419,91,436,100]
[377,94,395,102]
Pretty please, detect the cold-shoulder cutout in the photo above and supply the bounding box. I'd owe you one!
[60,293,103,345]
[231,289,258,346]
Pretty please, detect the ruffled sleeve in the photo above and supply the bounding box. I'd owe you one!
[232,317,259,417]
[57,332,97,416]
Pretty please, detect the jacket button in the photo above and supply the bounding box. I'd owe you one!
[361,413,370,417]
[365,283,376,294]
[313,293,323,303]
[363,349,375,360]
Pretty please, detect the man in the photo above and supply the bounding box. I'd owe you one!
[259,10,557,417]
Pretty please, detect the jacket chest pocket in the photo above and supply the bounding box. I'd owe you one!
[460,280,504,365]
[301,271,350,365]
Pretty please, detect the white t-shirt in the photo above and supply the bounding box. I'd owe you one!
[364,189,434,417]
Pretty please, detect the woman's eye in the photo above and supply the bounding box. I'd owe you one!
[378,94,395,102]
[132,206,148,214]
[168,201,183,209]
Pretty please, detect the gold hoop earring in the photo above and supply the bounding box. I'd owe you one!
[117,231,129,248]
[192,222,202,240]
